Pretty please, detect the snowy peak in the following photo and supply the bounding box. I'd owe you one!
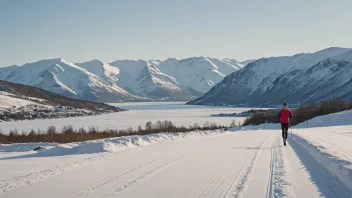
[78,59,107,76]
[136,65,186,97]
[207,58,244,74]
[78,60,120,83]
[147,60,162,67]
[238,59,256,66]
[158,57,232,95]
[179,56,221,71]
[110,59,147,72]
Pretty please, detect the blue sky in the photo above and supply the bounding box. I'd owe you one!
[1,0,352,66]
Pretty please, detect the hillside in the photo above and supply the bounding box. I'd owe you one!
[0,80,123,122]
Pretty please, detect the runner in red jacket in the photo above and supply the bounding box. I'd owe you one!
[278,103,293,146]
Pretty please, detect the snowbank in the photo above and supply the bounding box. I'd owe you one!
[291,134,352,192]
[0,129,226,157]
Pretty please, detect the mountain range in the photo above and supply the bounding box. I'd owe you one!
[188,47,352,106]
[2,47,351,106]
[0,57,249,102]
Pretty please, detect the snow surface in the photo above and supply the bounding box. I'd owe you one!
[1,109,352,197]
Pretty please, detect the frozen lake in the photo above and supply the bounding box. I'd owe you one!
[0,102,261,134]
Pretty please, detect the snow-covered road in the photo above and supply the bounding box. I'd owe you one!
[2,125,352,198]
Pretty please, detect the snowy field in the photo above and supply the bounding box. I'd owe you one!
[1,110,352,197]
[0,102,255,134]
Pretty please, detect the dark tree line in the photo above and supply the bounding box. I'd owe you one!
[0,120,226,144]
[243,99,352,126]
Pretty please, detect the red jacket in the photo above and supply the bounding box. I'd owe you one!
[278,109,293,123]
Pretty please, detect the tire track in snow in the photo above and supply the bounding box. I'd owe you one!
[223,136,268,198]
[66,145,204,198]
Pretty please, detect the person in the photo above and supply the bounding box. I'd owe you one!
[278,103,293,146]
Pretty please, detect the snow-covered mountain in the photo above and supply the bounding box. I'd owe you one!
[78,60,120,84]
[0,57,248,102]
[110,57,246,98]
[109,60,189,98]
[188,47,352,106]
[155,57,245,96]
[0,58,137,102]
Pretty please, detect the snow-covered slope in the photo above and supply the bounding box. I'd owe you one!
[265,49,352,104]
[136,65,189,97]
[189,47,352,106]
[206,58,244,74]
[0,91,40,108]
[0,58,137,102]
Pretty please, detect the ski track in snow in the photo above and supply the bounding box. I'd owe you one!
[197,148,248,198]
[197,137,268,198]
[224,137,268,198]
[269,139,289,198]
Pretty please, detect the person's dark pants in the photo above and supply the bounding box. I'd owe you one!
[281,123,289,140]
